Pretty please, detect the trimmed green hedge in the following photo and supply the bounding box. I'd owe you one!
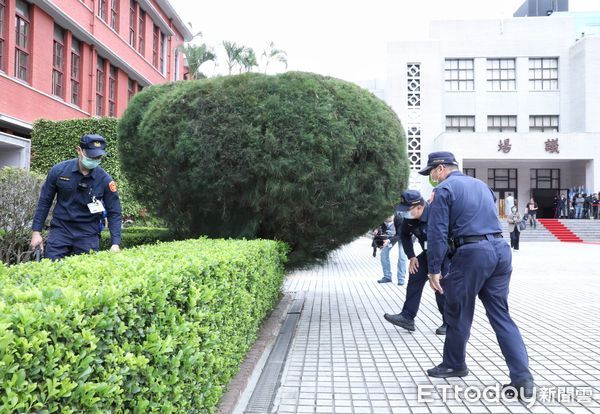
[118,73,409,268]
[0,238,287,413]
[99,226,177,250]
[30,118,141,217]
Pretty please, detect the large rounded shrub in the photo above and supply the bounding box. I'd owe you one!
[118,72,409,266]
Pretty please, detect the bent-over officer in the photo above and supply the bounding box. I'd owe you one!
[421,151,534,399]
[383,190,447,335]
[30,134,122,259]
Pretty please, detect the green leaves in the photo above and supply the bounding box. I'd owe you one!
[118,72,408,268]
[0,238,287,412]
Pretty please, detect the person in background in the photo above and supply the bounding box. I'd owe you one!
[527,198,538,229]
[504,192,514,218]
[575,193,585,219]
[593,193,599,219]
[507,205,522,251]
[376,214,408,285]
[584,193,592,219]
[559,194,568,219]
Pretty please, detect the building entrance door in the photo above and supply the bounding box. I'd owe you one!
[492,189,517,218]
[531,189,559,219]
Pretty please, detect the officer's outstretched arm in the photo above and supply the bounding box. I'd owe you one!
[31,167,59,248]
[103,178,123,250]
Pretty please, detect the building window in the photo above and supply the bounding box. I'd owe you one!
[14,0,30,82]
[174,48,179,80]
[529,58,558,90]
[488,168,517,189]
[96,57,105,116]
[98,0,107,22]
[487,58,516,91]
[129,0,136,47]
[531,169,559,189]
[71,38,81,106]
[444,59,474,91]
[108,65,117,116]
[52,25,65,98]
[110,0,118,30]
[529,115,559,132]
[127,77,136,102]
[160,32,166,74]
[445,116,475,132]
[137,9,145,55]
[0,0,6,72]
[152,24,159,68]
[464,168,476,178]
[487,115,517,132]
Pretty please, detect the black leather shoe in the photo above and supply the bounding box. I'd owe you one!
[383,313,415,331]
[435,322,447,335]
[502,381,535,400]
[427,364,469,378]
[377,278,392,283]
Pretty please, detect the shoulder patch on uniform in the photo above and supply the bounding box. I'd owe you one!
[58,176,70,181]
[108,180,118,192]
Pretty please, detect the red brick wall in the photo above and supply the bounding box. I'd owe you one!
[0,0,187,125]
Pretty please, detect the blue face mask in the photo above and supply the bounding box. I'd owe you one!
[401,210,415,220]
[81,155,101,170]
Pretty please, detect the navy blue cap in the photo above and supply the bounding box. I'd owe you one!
[418,151,459,175]
[80,134,106,158]
[395,190,425,212]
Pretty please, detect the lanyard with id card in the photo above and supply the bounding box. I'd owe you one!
[87,196,106,214]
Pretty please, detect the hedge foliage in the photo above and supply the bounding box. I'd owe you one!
[0,167,45,265]
[30,118,141,217]
[99,226,176,250]
[0,238,287,413]
[118,73,409,267]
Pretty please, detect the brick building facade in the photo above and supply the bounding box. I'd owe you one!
[0,0,192,168]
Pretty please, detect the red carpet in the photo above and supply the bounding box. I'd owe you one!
[537,219,583,243]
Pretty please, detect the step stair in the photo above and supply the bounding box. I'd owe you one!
[500,218,600,243]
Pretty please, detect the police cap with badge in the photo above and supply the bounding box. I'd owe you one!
[418,151,458,175]
[396,189,425,212]
[80,134,107,158]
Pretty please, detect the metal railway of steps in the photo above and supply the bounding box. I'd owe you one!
[500,218,600,243]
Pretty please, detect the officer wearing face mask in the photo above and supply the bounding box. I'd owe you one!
[422,151,534,400]
[383,190,447,335]
[30,134,122,260]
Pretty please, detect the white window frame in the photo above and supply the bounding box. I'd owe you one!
[444,59,474,91]
[445,116,475,132]
[529,58,558,90]
[487,115,517,132]
[487,58,516,91]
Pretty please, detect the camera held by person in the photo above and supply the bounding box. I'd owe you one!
[371,223,390,257]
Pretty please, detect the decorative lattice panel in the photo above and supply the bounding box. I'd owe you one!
[406,63,421,172]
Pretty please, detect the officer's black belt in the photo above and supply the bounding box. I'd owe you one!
[453,233,502,248]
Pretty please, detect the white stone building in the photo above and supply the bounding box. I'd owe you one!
[386,10,600,217]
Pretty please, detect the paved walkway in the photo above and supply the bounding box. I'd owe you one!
[274,239,600,414]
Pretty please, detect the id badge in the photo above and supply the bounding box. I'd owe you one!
[87,200,105,214]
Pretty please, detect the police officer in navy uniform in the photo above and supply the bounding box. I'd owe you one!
[421,151,534,399]
[30,134,122,259]
[383,190,448,334]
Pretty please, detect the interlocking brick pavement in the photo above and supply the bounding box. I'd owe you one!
[273,238,600,414]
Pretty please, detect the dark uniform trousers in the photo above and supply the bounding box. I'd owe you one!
[402,253,445,321]
[443,237,533,384]
[45,219,101,260]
